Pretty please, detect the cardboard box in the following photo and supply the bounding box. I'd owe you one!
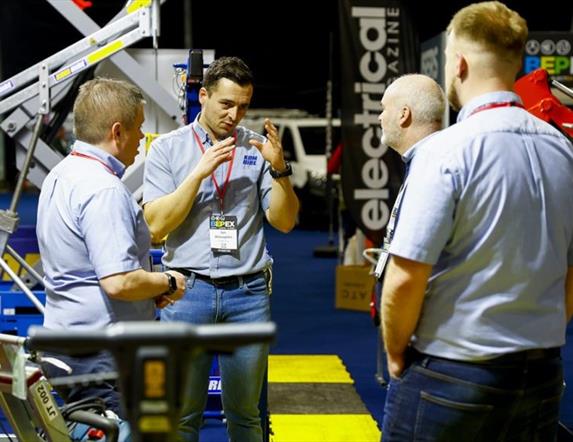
[335,265,376,312]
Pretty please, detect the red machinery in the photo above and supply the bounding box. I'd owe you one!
[515,68,573,139]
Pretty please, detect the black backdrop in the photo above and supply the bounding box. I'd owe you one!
[1,1,571,114]
[0,0,571,185]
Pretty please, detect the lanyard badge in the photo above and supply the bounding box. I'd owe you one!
[209,214,238,253]
[373,177,409,279]
[192,127,236,213]
[69,151,117,176]
[192,127,240,253]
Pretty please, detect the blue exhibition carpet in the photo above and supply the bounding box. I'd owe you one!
[2,191,572,440]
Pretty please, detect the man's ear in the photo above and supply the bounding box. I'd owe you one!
[399,106,412,128]
[198,87,208,105]
[111,121,122,144]
[456,52,468,80]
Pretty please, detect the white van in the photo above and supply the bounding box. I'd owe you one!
[242,110,341,228]
[243,110,341,191]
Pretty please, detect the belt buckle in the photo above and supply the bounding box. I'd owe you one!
[212,275,236,286]
[524,349,538,361]
[525,348,552,361]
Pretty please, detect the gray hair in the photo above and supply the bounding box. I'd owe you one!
[73,77,145,145]
[388,74,445,126]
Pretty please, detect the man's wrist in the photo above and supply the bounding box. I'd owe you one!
[270,159,287,171]
[165,272,177,295]
[190,168,209,182]
[269,161,292,179]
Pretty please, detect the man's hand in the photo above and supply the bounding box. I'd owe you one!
[249,119,286,171]
[155,270,186,309]
[166,270,186,299]
[155,295,173,309]
[387,351,406,379]
[381,256,431,380]
[143,137,236,243]
[194,137,235,180]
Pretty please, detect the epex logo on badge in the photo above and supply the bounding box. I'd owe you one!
[210,216,236,229]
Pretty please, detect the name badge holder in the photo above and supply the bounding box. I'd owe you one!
[374,177,409,279]
[192,127,239,254]
[210,214,238,253]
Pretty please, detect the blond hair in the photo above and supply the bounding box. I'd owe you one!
[447,1,528,61]
[73,77,145,145]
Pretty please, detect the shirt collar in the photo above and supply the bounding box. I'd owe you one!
[72,140,127,178]
[457,91,523,123]
[191,113,241,147]
[402,131,439,165]
[192,113,214,146]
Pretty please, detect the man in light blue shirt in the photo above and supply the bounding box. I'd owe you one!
[143,57,299,442]
[374,73,445,279]
[380,2,573,441]
[37,78,185,417]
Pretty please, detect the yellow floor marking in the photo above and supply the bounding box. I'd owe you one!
[270,414,381,442]
[269,355,353,384]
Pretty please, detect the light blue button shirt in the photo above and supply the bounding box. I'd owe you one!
[390,91,573,360]
[385,133,434,239]
[37,141,156,330]
[143,117,273,277]
[375,134,435,278]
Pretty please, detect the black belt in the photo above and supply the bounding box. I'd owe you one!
[413,347,560,366]
[171,268,265,286]
[475,347,561,365]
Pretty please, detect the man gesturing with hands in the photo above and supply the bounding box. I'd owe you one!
[143,56,298,442]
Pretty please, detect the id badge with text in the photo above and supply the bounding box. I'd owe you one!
[209,214,238,253]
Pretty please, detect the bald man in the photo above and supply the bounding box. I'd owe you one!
[379,74,445,157]
[380,2,573,440]
[374,74,445,278]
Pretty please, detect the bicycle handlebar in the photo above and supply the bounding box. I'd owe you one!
[26,321,276,355]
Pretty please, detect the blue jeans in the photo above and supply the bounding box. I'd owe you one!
[161,270,271,442]
[41,351,124,418]
[382,348,563,441]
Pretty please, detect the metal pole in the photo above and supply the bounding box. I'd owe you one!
[551,79,573,100]
[0,333,26,347]
[0,112,44,257]
[8,113,43,215]
[0,15,5,183]
[312,32,338,258]
[6,244,44,287]
[183,0,193,49]
[153,0,160,133]
[325,32,334,246]
[0,257,45,314]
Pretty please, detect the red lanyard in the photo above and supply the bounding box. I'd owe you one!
[469,101,524,117]
[70,151,117,176]
[191,128,236,213]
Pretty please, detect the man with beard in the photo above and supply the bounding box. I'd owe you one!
[143,56,298,442]
[374,73,445,278]
[380,2,573,441]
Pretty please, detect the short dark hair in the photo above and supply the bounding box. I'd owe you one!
[203,57,253,93]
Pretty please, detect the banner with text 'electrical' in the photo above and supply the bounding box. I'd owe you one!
[339,0,417,245]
